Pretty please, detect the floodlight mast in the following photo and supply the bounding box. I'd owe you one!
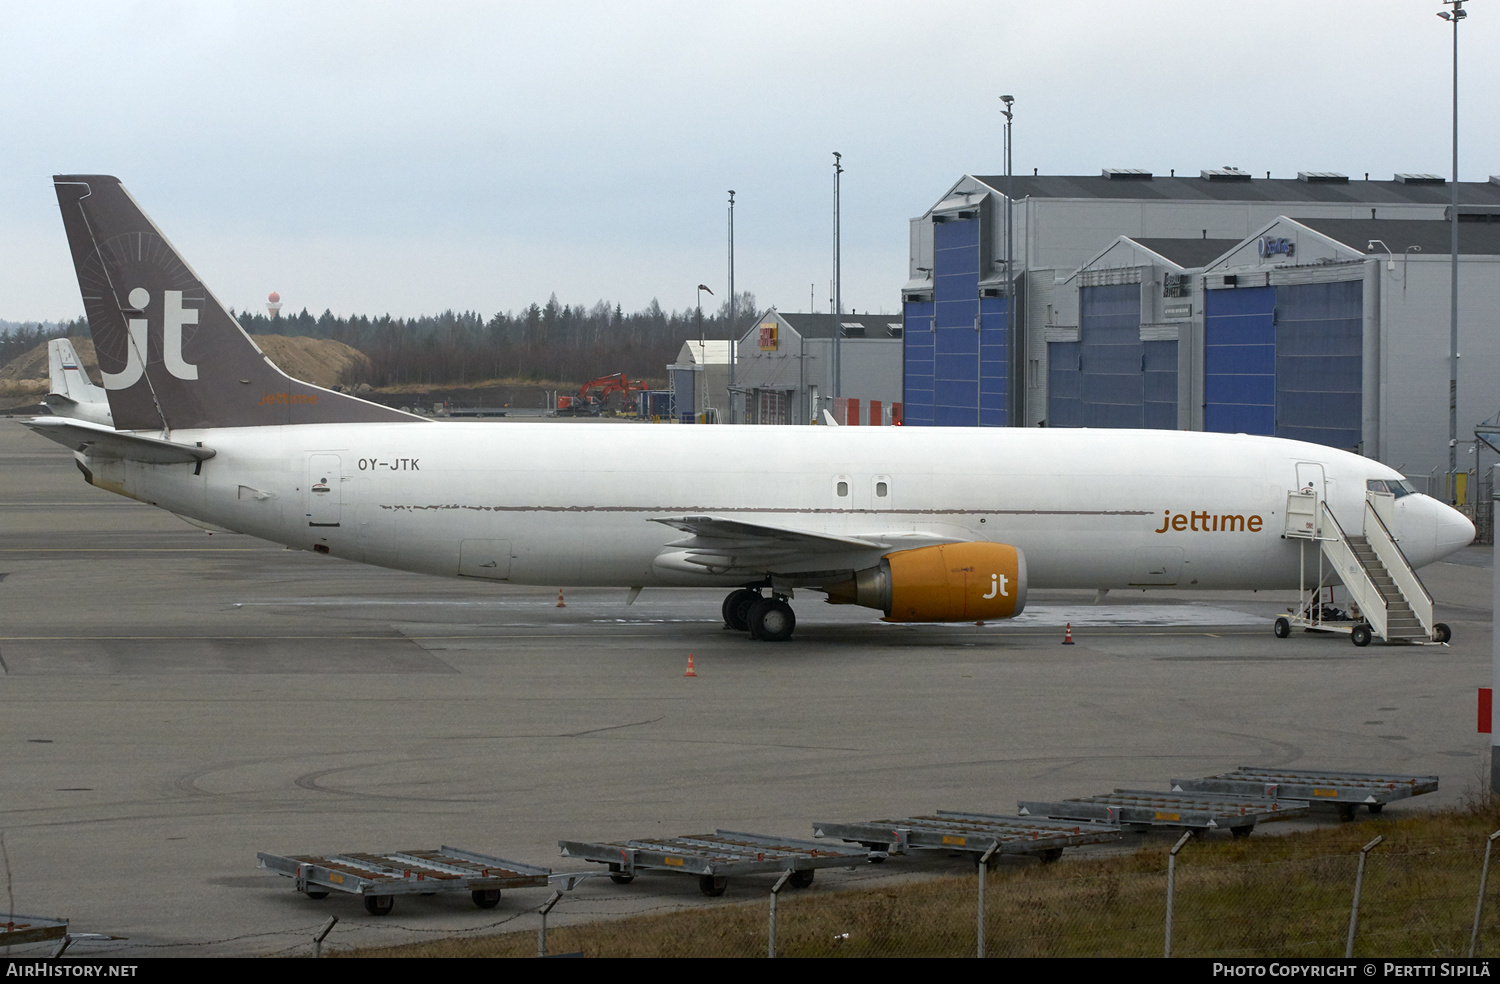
[833,152,843,403]
[1439,0,1467,502]
[1000,95,1015,427]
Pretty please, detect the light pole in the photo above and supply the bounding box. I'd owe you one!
[833,152,843,403]
[727,190,736,424]
[1438,0,1466,503]
[1000,95,1015,427]
[696,283,713,345]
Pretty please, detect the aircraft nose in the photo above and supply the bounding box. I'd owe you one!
[1390,494,1473,567]
[1435,501,1476,556]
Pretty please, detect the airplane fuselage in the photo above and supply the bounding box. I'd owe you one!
[78,422,1469,593]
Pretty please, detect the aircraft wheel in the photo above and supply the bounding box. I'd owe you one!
[1350,624,1373,647]
[1433,623,1452,643]
[363,894,394,916]
[722,589,759,631]
[471,889,501,909]
[788,869,815,888]
[1273,617,1290,639]
[748,598,795,642]
[698,874,728,897]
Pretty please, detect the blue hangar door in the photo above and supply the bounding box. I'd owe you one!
[1204,281,1361,451]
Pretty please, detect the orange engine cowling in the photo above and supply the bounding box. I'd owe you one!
[823,542,1027,622]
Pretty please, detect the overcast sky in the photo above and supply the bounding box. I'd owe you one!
[2,0,1495,324]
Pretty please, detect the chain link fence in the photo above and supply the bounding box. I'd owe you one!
[303,823,1500,958]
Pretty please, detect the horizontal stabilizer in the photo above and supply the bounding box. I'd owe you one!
[23,417,214,464]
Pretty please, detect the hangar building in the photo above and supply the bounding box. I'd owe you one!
[730,311,903,425]
[900,169,1500,491]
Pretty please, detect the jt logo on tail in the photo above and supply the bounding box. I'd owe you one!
[102,288,199,388]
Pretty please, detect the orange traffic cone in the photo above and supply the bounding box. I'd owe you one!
[1062,623,1075,645]
[556,589,566,608]
[684,654,697,677]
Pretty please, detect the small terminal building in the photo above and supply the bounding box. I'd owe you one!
[730,311,903,425]
[901,169,1500,494]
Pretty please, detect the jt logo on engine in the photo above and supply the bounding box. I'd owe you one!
[102,288,199,389]
[982,573,1010,599]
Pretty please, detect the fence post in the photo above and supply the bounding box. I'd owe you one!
[1346,835,1384,958]
[977,840,999,958]
[1469,829,1500,957]
[536,890,562,957]
[311,915,337,958]
[768,870,793,958]
[1164,830,1192,958]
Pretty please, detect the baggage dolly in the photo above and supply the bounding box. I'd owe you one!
[559,829,868,896]
[1172,766,1439,821]
[1018,788,1307,838]
[813,810,1122,866]
[258,845,551,915]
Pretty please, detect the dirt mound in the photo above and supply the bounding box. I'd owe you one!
[248,336,371,389]
[0,334,370,392]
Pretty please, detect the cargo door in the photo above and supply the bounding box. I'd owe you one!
[306,453,342,527]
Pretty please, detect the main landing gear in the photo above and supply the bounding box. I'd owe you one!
[722,587,796,642]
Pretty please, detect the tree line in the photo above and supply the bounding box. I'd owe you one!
[3,293,761,388]
[231,292,761,388]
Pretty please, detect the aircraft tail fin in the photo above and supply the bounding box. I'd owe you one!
[52,175,421,431]
[47,337,106,403]
[45,337,112,425]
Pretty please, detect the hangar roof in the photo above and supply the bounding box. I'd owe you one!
[769,312,904,339]
[1129,237,1243,268]
[966,173,1500,207]
[1291,217,1500,256]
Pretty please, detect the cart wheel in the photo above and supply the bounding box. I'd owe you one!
[1336,804,1357,823]
[1038,848,1064,863]
[305,890,329,900]
[698,874,728,897]
[1433,623,1452,643]
[1368,804,1384,815]
[1230,826,1253,840]
[788,870,815,889]
[363,894,394,916]
[472,889,501,909]
[1351,624,1373,647]
[1273,617,1290,639]
[608,862,635,885]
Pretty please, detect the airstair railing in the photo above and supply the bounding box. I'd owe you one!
[1318,502,1389,642]
[1362,497,1435,634]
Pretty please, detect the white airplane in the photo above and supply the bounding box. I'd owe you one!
[44,337,112,425]
[24,175,1476,642]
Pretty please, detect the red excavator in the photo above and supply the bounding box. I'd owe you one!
[556,373,647,416]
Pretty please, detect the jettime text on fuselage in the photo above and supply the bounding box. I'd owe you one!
[1154,510,1264,534]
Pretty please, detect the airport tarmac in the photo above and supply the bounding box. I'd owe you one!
[0,418,1493,957]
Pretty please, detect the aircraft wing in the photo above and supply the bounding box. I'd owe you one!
[650,515,963,576]
[23,418,215,465]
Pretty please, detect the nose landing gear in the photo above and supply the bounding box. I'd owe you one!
[722,587,797,641]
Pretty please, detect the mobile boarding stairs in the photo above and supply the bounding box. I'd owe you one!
[1277,489,1450,647]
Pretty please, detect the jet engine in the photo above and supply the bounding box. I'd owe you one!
[823,542,1027,622]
